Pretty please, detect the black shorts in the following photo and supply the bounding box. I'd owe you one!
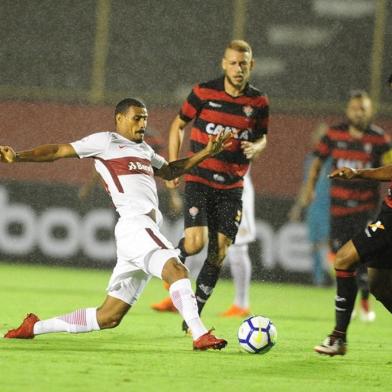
[330,212,372,253]
[352,205,392,269]
[183,182,243,242]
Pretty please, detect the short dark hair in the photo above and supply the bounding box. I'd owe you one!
[115,98,146,117]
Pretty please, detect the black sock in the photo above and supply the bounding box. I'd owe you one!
[333,269,358,339]
[195,261,221,314]
[177,238,188,264]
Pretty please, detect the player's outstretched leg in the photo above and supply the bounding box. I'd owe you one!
[4,297,130,339]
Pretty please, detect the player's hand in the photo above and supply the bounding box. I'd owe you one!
[165,178,180,189]
[206,131,232,156]
[241,140,266,159]
[329,167,358,179]
[0,146,17,163]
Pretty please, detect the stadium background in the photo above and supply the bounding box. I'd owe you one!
[1,0,391,282]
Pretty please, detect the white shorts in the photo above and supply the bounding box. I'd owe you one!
[106,214,181,305]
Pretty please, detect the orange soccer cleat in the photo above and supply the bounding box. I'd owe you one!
[150,296,177,312]
[4,313,40,339]
[193,330,227,351]
[220,304,250,318]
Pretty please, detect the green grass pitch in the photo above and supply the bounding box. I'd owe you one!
[0,262,391,392]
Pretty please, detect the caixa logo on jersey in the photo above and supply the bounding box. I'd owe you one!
[0,186,116,263]
[205,123,251,140]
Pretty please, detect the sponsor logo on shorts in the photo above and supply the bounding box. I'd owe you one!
[189,206,199,218]
[369,220,385,232]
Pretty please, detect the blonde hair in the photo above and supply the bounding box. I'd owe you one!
[226,40,252,58]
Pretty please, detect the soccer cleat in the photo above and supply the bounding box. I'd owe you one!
[220,304,250,318]
[193,330,228,351]
[150,297,177,313]
[314,335,347,356]
[4,313,40,339]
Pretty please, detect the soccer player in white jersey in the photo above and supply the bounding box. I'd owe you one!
[0,98,231,351]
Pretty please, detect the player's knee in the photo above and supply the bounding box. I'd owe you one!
[97,311,124,329]
[186,237,205,255]
[334,249,355,270]
[162,258,188,284]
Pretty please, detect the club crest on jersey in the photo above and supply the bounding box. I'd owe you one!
[189,206,199,218]
[243,105,253,117]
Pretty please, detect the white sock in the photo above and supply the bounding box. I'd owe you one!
[169,278,208,340]
[33,308,100,335]
[228,244,251,309]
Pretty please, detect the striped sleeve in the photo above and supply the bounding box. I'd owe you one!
[179,85,204,123]
[254,96,269,138]
[314,132,332,159]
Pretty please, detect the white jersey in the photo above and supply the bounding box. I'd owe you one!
[71,132,167,221]
[235,170,256,245]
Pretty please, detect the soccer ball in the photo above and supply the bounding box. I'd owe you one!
[238,315,277,354]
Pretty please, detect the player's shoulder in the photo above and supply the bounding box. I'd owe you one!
[197,77,225,91]
[329,123,347,132]
[245,82,266,98]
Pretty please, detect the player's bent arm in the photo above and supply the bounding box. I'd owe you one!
[0,143,77,163]
[331,165,392,182]
[168,115,188,162]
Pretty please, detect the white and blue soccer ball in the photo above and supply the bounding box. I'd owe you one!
[238,315,277,354]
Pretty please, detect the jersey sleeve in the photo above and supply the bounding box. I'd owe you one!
[178,84,203,123]
[144,142,167,169]
[70,132,111,158]
[313,131,332,160]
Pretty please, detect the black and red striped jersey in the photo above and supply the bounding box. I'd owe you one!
[179,77,269,189]
[314,123,392,217]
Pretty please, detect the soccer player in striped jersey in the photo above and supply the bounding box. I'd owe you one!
[315,164,392,355]
[151,40,269,329]
[300,91,392,355]
[0,98,231,351]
